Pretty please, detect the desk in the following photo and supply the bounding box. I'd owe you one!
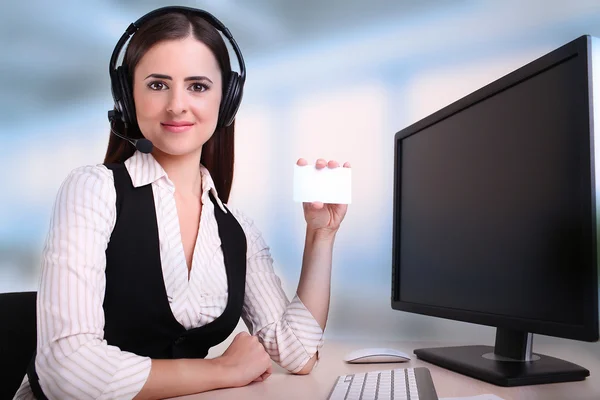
[173,339,600,400]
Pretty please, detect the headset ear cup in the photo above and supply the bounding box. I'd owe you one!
[109,71,124,123]
[117,66,136,127]
[219,72,242,128]
[218,74,235,128]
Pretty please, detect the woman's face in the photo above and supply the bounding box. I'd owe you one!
[133,36,223,157]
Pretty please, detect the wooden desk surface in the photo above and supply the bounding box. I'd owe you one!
[172,339,600,400]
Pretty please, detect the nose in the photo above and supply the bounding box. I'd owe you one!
[166,86,188,115]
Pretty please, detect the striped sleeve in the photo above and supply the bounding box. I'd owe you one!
[232,210,325,373]
[25,165,151,399]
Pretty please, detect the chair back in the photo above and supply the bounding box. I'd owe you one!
[0,291,37,399]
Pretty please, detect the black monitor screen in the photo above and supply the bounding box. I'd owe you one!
[396,54,594,330]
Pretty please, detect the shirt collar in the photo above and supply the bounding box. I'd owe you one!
[124,150,167,188]
[124,150,228,213]
[199,163,228,213]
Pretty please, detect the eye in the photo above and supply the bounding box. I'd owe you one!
[148,81,167,91]
[190,82,209,92]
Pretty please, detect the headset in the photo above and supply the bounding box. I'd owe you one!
[107,6,246,153]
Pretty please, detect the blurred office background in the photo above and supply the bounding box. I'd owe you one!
[2,0,600,351]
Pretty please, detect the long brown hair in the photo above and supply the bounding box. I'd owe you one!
[104,11,236,202]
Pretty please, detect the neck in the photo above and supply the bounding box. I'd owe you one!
[152,148,203,197]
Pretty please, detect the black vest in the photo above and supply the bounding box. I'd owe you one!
[27,163,246,398]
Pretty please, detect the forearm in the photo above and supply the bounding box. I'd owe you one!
[296,227,337,329]
[241,217,336,376]
[134,358,227,400]
[293,228,336,374]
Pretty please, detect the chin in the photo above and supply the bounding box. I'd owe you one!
[140,126,215,157]
[151,142,203,157]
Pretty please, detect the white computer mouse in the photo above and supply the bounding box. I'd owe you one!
[343,347,411,364]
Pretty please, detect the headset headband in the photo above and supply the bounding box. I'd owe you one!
[109,6,246,82]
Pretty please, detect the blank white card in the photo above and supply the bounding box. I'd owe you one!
[293,164,352,204]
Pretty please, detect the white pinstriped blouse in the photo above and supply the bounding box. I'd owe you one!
[14,151,324,400]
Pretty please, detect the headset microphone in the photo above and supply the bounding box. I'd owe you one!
[110,126,153,153]
[134,138,153,153]
[108,111,154,154]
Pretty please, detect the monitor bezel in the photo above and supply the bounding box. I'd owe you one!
[391,34,599,342]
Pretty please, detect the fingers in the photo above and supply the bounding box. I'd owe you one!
[255,365,273,382]
[252,358,273,383]
[236,331,250,339]
[311,201,324,209]
[253,371,272,382]
[301,158,350,169]
[261,371,272,380]
[298,158,351,171]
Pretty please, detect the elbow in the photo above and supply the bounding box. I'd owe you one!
[34,358,69,399]
[35,339,97,398]
[294,366,313,375]
[37,348,77,380]
[293,353,318,375]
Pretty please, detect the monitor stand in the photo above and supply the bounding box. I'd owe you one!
[413,327,590,386]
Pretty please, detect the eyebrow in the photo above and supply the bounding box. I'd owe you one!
[144,73,213,84]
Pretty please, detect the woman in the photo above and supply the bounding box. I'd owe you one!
[14,6,350,400]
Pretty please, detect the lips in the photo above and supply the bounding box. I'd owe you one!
[161,121,194,133]
[161,121,194,127]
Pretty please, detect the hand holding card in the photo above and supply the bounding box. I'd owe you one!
[294,158,351,234]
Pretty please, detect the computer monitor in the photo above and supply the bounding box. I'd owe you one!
[391,34,600,387]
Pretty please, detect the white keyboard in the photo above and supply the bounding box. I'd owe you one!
[327,367,438,400]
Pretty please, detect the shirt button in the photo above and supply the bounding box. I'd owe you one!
[175,337,185,345]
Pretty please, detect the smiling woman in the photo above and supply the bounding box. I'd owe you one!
[13,5,351,400]
[104,8,238,202]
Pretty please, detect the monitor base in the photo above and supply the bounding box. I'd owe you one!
[414,345,590,386]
